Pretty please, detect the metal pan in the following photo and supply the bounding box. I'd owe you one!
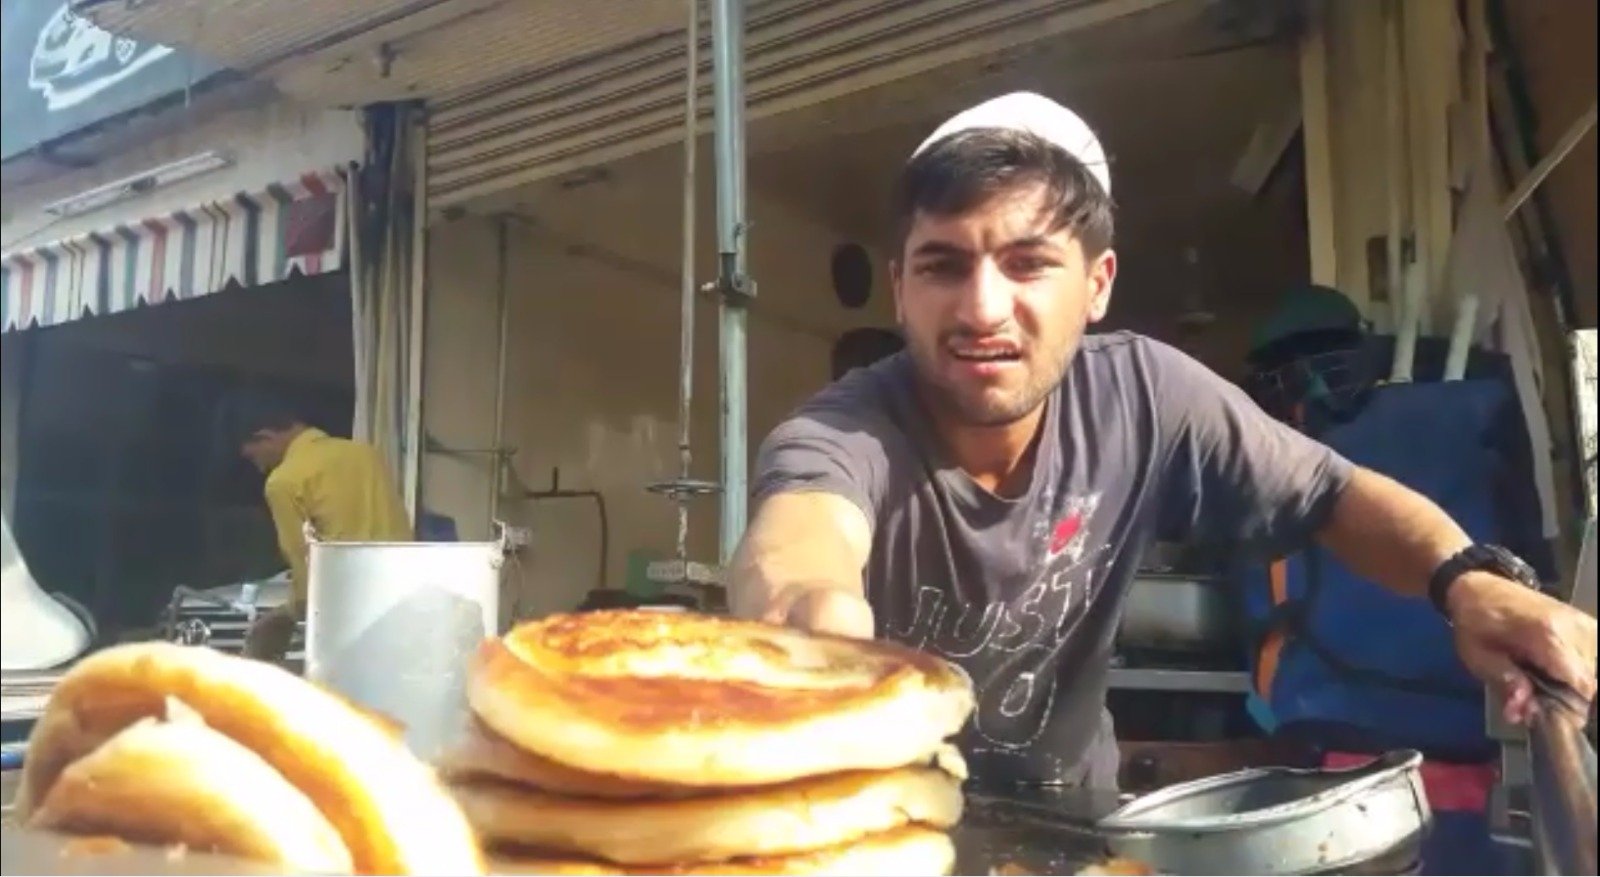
[1097,749,1430,875]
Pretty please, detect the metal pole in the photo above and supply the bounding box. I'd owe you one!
[675,0,700,566]
[488,216,511,530]
[403,106,429,521]
[711,0,751,564]
[1526,688,1598,875]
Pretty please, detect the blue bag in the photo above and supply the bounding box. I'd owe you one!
[1237,378,1545,759]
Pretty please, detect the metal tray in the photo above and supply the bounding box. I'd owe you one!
[1097,750,1430,875]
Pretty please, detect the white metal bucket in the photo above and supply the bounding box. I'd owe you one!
[305,538,504,760]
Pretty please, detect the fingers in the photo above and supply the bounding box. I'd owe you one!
[1541,641,1597,703]
[1456,634,1537,725]
[1522,609,1598,702]
[1499,670,1537,726]
[783,587,875,640]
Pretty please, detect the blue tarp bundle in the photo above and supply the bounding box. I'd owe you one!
[1236,378,1547,760]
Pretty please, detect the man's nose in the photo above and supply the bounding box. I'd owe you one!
[953,260,1015,331]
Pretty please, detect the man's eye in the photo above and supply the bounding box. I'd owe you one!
[1006,256,1056,276]
[915,261,965,279]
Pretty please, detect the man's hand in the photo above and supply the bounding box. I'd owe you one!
[762,583,876,639]
[728,491,876,639]
[1447,571,1598,724]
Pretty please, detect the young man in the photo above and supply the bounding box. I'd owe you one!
[731,93,1597,789]
[221,390,412,663]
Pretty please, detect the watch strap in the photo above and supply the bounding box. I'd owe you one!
[1428,544,1538,617]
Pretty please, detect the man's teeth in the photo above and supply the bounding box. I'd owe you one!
[951,347,1018,361]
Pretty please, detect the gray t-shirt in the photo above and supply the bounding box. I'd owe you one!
[752,332,1353,788]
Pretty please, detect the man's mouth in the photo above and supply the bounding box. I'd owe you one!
[947,341,1023,364]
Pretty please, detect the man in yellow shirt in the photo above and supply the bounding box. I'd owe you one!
[220,390,412,663]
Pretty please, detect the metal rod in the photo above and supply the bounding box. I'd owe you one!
[1527,699,1598,875]
[403,106,428,520]
[675,0,701,565]
[710,0,749,564]
[515,468,611,596]
[1502,103,1597,221]
[488,216,511,530]
[1382,0,1406,334]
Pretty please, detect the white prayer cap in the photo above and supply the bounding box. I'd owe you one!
[909,92,1111,196]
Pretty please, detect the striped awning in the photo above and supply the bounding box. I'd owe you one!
[1,167,349,333]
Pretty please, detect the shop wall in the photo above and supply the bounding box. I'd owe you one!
[422,146,895,620]
[1501,0,1597,329]
[1,93,362,252]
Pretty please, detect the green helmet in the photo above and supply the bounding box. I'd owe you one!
[1249,284,1364,355]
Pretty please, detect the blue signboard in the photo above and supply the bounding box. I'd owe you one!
[1,0,222,160]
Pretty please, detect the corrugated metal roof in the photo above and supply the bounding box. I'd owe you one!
[74,0,686,104]
[425,0,1180,205]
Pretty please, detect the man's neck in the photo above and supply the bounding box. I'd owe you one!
[934,404,1047,498]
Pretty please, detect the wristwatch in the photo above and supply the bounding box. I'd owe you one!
[1428,543,1541,618]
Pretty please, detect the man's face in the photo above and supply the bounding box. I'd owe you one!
[239,430,292,474]
[891,182,1117,426]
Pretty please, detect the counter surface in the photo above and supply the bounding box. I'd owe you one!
[2,789,1125,876]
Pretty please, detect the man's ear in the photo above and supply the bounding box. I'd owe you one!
[1086,249,1117,323]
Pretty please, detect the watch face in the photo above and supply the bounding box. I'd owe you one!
[1483,545,1541,588]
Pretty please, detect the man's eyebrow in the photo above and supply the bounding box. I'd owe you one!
[1002,235,1063,252]
[910,241,971,259]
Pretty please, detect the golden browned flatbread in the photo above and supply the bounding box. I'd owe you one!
[28,714,352,874]
[487,825,956,875]
[453,766,962,865]
[470,610,974,787]
[437,718,703,800]
[438,719,971,801]
[15,642,483,875]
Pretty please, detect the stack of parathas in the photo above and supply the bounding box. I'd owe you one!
[10,642,483,875]
[439,609,975,875]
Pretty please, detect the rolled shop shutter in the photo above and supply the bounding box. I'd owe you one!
[424,0,1175,209]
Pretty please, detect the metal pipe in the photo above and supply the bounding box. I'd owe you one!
[488,216,511,529]
[403,104,429,520]
[1527,698,1598,875]
[710,0,750,564]
[675,0,701,565]
[1381,0,1406,334]
[516,468,610,595]
[1502,103,1597,221]
[1483,0,1576,329]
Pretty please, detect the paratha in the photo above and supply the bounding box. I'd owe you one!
[27,713,352,874]
[470,610,973,787]
[15,642,482,875]
[437,718,703,800]
[453,766,962,865]
[488,824,956,875]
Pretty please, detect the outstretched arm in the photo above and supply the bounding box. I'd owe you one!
[728,491,876,639]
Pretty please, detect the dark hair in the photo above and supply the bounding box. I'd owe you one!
[216,387,302,450]
[892,127,1114,257]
